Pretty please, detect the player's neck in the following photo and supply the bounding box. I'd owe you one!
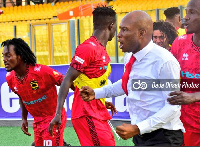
[15,63,27,80]
[193,33,200,47]
[93,30,109,48]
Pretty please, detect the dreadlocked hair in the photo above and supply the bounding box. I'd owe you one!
[1,38,36,65]
[153,21,178,45]
[164,7,180,19]
[93,5,116,30]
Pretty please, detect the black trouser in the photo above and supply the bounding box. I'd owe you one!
[133,129,183,146]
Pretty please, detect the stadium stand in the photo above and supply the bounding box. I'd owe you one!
[0,0,188,66]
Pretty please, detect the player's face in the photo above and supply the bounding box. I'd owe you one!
[2,45,20,72]
[117,16,140,53]
[184,0,200,34]
[153,30,168,49]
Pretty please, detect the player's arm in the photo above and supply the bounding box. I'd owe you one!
[80,79,125,101]
[168,91,200,105]
[70,82,75,91]
[19,97,31,136]
[56,67,81,114]
[48,66,81,136]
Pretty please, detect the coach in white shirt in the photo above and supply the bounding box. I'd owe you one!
[80,11,184,146]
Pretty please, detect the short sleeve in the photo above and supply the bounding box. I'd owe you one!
[70,44,94,72]
[41,65,64,86]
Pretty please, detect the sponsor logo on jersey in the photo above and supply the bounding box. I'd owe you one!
[178,35,187,40]
[34,66,41,72]
[182,53,188,60]
[181,71,200,79]
[30,80,39,90]
[75,56,85,64]
[23,95,47,105]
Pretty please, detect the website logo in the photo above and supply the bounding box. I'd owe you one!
[131,79,199,91]
[132,80,147,90]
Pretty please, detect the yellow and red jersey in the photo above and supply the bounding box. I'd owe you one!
[70,36,112,120]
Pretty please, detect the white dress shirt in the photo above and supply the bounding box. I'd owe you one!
[94,40,185,135]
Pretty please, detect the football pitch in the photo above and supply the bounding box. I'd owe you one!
[0,126,134,146]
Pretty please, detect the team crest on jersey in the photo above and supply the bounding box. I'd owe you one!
[53,71,59,77]
[30,80,39,90]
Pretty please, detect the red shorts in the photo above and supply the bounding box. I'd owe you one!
[72,116,115,146]
[183,131,200,146]
[33,109,67,146]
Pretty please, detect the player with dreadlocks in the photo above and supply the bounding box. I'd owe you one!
[153,21,178,51]
[2,38,67,146]
[49,6,117,146]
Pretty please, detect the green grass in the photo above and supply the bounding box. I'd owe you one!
[0,126,133,146]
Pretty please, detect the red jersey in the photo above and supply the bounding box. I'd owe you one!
[6,64,65,121]
[70,36,111,120]
[171,34,200,132]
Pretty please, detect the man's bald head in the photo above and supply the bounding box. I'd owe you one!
[118,10,153,53]
[124,11,153,36]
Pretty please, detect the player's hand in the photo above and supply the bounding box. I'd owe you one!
[105,101,117,116]
[21,119,31,136]
[79,86,95,101]
[48,114,61,136]
[167,91,197,105]
[116,123,140,140]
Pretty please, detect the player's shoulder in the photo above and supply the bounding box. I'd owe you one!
[30,64,53,75]
[77,36,98,51]
[174,34,192,43]
[6,71,15,85]
[6,71,14,79]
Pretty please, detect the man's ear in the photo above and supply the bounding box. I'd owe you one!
[17,55,23,62]
[139,29,146,38]
[179,16,181,22]
[108,23,114,31]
